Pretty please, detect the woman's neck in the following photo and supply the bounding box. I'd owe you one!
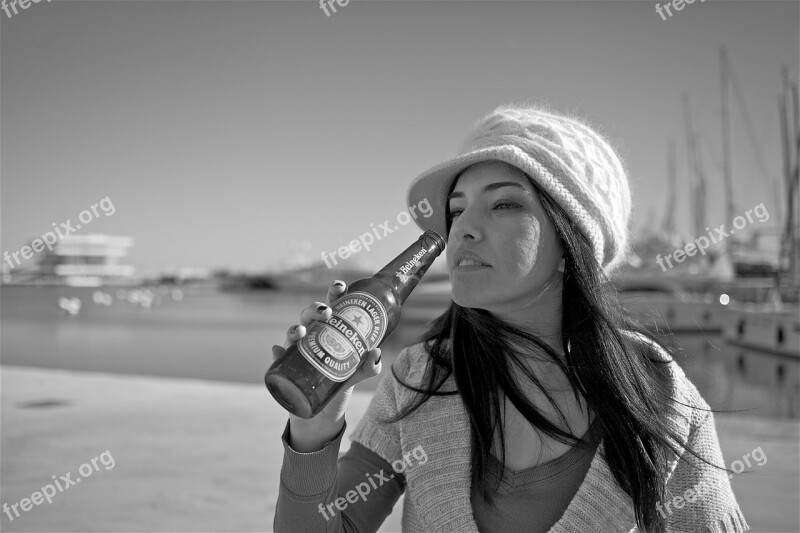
[489,270,564,355]
[487,271,574,393]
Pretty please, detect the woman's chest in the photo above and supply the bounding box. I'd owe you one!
[491,394,590,470]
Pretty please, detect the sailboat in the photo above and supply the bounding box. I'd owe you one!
[720,62,800,358]
[614,88,735,333]
[615,134,726,333]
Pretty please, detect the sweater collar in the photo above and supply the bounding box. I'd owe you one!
[400,348,693,533]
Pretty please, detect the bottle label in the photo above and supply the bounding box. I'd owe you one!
[298,291,388,382]
[398,249,426,275]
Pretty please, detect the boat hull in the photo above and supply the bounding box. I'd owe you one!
[721,306,800,358]
[619,293,722,333]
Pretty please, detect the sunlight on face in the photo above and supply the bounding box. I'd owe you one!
[446,161,563,311]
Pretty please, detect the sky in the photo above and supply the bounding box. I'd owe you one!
[2,0,798,275]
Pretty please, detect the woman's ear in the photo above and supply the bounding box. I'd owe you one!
[557,255,566,273]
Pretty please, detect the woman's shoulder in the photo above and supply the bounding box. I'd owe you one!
[391,341,435,379]
[621,329,672,362]
[385,341,456,401]
[621,329,710,411]
[396,340,431,362]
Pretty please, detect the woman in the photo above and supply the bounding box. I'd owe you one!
[272,104,748,532]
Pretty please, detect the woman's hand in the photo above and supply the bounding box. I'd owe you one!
[271,280,383,449]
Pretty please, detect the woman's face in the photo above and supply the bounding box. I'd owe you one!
[446,161,564,311]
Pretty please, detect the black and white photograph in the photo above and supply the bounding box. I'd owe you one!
[1,1,798,532]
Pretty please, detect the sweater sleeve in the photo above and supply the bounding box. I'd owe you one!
[273,418,405,533]
[663,409,750,533]
[348,347,409,466]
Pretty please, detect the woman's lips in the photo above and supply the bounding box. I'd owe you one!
[453,264,491,272]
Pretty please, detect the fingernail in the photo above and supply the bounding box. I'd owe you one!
[289,325,298,334]
[374,349,382,365]
[333,280,345,288]
[317,304,328,313]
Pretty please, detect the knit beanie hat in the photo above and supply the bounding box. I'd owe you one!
[406,104,632,273]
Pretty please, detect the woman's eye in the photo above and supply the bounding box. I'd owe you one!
[494,201,520,211]
[448,202,519,220]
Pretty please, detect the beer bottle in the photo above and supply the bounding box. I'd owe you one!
[265,230,446,418]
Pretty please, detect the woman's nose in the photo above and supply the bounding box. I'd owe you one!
[450,207,483,242]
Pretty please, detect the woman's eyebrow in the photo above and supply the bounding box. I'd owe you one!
[447,181,529,202]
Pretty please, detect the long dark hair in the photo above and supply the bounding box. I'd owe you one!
[382,176,718,533]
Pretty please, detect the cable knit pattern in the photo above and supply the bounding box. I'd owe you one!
[349,338,748,533]
[406,104,632,273]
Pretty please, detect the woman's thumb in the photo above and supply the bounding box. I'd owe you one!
[352,348,382,383]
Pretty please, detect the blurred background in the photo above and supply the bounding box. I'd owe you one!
[2,1,798,532]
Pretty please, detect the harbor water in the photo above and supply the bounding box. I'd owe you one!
[1,285,798,420]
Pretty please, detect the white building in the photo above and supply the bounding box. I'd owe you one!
[35,234,135,286]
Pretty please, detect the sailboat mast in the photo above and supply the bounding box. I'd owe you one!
[778,66,798,283]
[720,47,736,226]
[663,139,678,239]
[793,81,800,285]
[778,67,799,285]
[682,94,708,239]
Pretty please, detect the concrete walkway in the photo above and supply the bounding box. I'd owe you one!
[1,366,798,532]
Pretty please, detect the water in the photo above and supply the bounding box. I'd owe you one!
[0,285,427,390]
[1,285,798,419]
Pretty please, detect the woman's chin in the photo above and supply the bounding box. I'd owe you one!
[451,287,491,309]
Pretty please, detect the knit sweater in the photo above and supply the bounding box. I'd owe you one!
[275,413,601,532]
[346,338,749,533]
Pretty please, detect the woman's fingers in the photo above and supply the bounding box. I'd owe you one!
[277,280,347,356]
[327,280,346,306]
[274,342,382,391]
[299,301,331,327]
[272,344,285,362]
[348,348,382,385]
[283,324,306,349]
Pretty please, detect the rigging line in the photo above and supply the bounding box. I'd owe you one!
[728,60,772,184]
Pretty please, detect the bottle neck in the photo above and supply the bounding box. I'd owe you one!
[373,231,445,305]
